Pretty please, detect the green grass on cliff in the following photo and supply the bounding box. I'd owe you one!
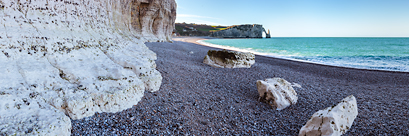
[175,23,227,36]
[209,27,227,32]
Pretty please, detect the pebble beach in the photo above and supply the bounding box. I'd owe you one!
[71,37,409,135]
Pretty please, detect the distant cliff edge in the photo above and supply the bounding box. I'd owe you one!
[211,24,271,38]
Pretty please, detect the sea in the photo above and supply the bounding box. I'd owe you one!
[200,37,409,72]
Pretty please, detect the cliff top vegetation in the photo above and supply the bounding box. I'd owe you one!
[175,23,227,36]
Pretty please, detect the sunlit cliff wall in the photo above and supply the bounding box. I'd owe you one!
[0,0,176,135]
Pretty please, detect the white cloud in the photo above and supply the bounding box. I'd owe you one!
[175,18,226,26]
[177,14,219,19]
[176,14,225,25]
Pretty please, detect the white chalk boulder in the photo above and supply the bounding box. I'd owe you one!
[203,50,255,68]
[299,95,358,136]
[256,78,298,110]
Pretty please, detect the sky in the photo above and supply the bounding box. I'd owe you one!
[175,0,409,37]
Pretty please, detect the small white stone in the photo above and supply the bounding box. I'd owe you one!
[299,95,358,136]
[256,78,298,110]
[292,83,302,88]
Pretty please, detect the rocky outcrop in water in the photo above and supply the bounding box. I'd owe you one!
[211,24,271,38]
[0,0,176,135]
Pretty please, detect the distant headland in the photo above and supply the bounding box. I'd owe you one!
[211,24,271,38]
[174,23,271,38]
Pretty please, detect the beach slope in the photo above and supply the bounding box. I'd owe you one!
[71,37,409,135]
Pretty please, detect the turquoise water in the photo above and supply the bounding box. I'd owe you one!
[202,37,409,72]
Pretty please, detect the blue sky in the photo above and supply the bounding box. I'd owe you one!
[175,0,409,37]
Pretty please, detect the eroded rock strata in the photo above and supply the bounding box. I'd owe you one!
[0,0,176,135]
[211,24,271,38]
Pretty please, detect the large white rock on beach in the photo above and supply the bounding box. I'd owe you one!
[299,95,358,136]
[203,49,255,68]
[0,0,176,135]
[256,78,298,110]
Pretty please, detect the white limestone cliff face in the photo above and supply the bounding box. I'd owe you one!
[0,94,72,135]
[0,0,176,135]
[211,24,271,38]
[256,78,298,110]
[299,95,358,136]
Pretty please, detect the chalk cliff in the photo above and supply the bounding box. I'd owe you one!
[0,0,176,135]
[211,24,271,38]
